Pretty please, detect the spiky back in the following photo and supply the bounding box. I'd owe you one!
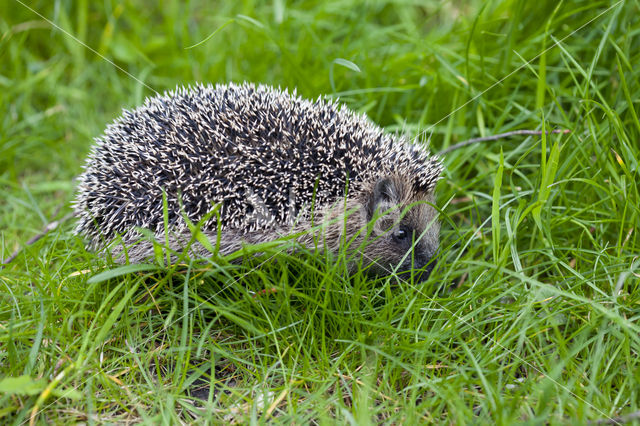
[74,82,442,248]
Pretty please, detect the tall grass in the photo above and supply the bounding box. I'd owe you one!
[1,0,639,423]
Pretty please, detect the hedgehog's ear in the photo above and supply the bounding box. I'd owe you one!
[374,177,401,203]
[367,177,401,218]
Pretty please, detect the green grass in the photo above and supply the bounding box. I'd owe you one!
[1,0,640,423]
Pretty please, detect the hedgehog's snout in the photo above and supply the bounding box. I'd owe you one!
[383,230,437,282]
[398,244,438,283]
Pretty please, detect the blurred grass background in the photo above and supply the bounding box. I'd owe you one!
[1,0,639,423]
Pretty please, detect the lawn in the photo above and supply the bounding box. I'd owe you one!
[1,0,639,424]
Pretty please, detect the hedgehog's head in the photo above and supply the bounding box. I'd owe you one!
[357,175,440,281]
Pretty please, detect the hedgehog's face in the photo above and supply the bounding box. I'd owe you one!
[361,176,440,281]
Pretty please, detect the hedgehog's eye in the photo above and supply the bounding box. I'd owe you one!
[393,228,408,242]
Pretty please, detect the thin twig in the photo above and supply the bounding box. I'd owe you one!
[438,129,571,155]
[1,212,75,266]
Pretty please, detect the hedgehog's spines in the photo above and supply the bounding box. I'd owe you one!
[74,82,443,251]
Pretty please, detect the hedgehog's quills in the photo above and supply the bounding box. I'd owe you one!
[74,83,443,279]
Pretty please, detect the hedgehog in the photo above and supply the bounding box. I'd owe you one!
[74,82,443,279]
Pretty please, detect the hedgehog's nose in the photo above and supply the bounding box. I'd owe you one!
[412,257,436,283]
